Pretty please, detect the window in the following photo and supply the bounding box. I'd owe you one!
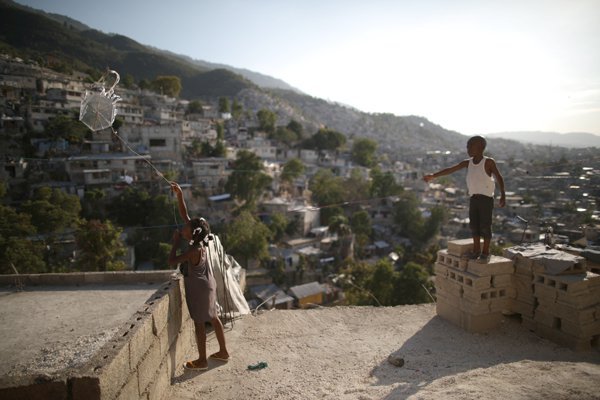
[149,139,166,147]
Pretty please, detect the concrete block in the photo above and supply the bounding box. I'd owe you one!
[533,283,557,304]
[435,277,463,299]
[129,312,156,370]
[467,256,514,277]
[433,262,448,278]
[115,370,139,400]
[489,297,512,313]
[463,286,512,303]
[531,257,586,276]
[510,298,536,318]
[146,360,170,400]
[534,273,592,295]
[534,322,592,351]
[561,319,600,338]
[448,269,492,291]
[538,303,596,325]
[534,308,559,329]
[151,296,170,337]
[458,296,491,315]
[137,338,162,395]
[90,337,131,400]
[83,272,107,285]
[491,273,512,288]
[461,311,503,333]
[436,296,462,328]
[436,249,468,271]
[556,288,599,309]
[447,238,481,257]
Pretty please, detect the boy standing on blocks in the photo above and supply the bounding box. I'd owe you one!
[423,135,505,263]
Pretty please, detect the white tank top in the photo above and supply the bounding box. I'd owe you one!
[466,157,495,197]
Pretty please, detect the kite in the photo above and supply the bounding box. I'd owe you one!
[79,70,121,132]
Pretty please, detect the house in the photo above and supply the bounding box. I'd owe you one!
[249,283,294,310]
[289,281,323,308]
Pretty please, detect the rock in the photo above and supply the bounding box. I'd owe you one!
[387,355,404,367]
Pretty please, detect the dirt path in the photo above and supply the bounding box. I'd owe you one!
[167,305,600,399]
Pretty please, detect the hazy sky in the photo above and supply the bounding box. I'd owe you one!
[14,0,600,136]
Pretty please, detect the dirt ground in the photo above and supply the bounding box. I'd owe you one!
[167,304,600,400]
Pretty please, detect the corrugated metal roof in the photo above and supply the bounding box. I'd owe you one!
[289,281,323,299]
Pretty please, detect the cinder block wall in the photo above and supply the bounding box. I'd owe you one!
[0,272,195,400]
[435,240,600,351]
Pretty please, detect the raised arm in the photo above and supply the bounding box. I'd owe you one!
[423,159,469,183]
[170,182,191,223]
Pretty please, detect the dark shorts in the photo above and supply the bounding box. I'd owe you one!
[469,194,494,239]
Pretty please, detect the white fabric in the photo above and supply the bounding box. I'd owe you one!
[466,157,495,197]
[205,235,250,318]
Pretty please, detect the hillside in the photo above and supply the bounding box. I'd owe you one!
[486,131,600,148]
[0,0,531,157]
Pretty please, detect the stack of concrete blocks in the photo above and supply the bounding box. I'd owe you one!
[435,238,515,333]
[505,246,600,351]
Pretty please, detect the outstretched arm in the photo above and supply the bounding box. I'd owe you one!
[170,182,190,223]
[487,159,506,207]
[423,160,469,183]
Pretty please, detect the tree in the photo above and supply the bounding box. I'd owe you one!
[218,97,230,113]
[351,138,377,167]
[225,150,272,208]
[286,119,304,139]
[271,126,299,147]
[370,167,403,198]
[393,262,434,304]
[186,100,204,115]
[75,219,126,271]
[44,114,88,144]
[350,210,372,238]
[231,98,243,121]
[329,214,354,261]
[304,127,346,154]
[81,188,107,221]
[281,158,305,184]
[151,75,182,97]
[268,212,288,243]
[309,169,346,225]
[392,191,424,243]
[222,211,271,268]
[22,187,81,234]
[0,183,45,274]
[257,109,277,134]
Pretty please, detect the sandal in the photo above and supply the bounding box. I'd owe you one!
[183,360,208,371]
[209,352,230,362]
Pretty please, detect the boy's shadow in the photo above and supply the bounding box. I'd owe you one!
[370,315,600,399]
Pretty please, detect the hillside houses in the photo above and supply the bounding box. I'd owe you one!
[1,54,600,312]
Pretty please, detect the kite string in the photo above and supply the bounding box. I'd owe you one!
[110,126,179,226]
[110,126,170,185]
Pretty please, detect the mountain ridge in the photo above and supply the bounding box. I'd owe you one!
[2,0,595,157]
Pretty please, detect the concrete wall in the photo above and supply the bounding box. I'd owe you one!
[0,271,195,400]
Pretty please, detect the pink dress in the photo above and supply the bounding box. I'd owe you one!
[184,248,217,322]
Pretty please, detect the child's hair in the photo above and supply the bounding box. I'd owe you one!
[190,217,210,248]
[467,135,487,150]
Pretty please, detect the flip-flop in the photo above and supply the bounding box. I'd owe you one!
[183,360,208,371]
[209,353,230,362]
[247,361,268,371]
